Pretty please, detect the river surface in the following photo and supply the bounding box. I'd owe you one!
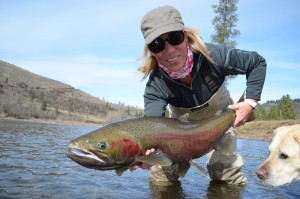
[0,119,299,199]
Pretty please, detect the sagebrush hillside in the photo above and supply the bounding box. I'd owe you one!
[0,60,143,124]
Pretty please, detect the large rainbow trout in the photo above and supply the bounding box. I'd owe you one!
[67,94,251,176]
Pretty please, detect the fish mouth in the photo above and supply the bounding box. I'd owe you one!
[67,148,112,170]
[66,148,131,170]
[67,148,105,162]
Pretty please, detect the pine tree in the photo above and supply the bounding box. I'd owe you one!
[277,94,296,119]
[255,105,267,120]
[267,105,279,120]
[68,99,74,114]
[211,0,240,48]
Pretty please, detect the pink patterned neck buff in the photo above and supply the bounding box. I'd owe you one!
[158,44,193,79]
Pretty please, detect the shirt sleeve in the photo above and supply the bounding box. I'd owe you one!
[208,44,267,101]
[143,75,168,117]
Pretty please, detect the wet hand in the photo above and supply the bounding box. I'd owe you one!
[129,148,155,171]
[228,100,255,128]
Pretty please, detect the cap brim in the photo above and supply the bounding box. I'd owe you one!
[145,23,184,44]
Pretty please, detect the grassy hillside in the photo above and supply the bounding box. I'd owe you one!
[0,60,143,124]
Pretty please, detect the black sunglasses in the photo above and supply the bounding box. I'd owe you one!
[148,31,185,53]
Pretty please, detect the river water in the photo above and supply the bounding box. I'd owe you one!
[0,119,299,199]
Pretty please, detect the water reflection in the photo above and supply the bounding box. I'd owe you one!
[149,180,185,199]
[206,180,245,199]
[148,178,245,199]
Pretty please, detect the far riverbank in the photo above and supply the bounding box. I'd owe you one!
[0,116,102,127]
[237,119,300,140]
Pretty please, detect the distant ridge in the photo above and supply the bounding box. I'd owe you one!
[0,60,143,124]
[0,60,72,89]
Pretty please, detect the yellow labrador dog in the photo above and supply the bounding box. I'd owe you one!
[256,124,300,186]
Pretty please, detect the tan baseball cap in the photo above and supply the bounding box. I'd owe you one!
[140,5,184,44]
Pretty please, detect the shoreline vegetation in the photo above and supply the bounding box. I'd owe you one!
[2,115,299,140]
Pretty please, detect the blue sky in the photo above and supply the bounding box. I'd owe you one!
[1,0,300,108]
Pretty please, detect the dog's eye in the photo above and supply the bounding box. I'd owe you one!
[279,153,289,159]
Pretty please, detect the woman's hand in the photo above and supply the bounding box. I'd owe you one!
[228,100,255,128]
[129,148,155,171]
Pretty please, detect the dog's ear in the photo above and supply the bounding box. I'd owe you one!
[294,134,300,146]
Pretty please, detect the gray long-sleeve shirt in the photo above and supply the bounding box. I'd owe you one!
[143,43,267,117]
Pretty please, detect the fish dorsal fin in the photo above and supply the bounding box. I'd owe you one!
[189,160,210,179]
[177,162,191,178]
[115,167,127,176]
[136,149,172,166]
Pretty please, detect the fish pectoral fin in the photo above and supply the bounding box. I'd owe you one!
[136,149,173,166]
[177,113,189,122]
[177,162,191,178]
[189,160,210,179]
[115,167,128,176]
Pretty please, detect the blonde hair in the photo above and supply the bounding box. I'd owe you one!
[138,27,214,80]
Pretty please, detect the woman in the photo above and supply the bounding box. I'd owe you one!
[135,5,267,185]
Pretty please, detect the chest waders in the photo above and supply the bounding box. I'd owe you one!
[150,85,247,185]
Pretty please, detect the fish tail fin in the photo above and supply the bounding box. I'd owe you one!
[247,111,256,122]
[237,91,256,122]
[237,91,246,103]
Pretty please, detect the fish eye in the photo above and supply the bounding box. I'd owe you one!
[279,153,289,159]
[96,142,106,150]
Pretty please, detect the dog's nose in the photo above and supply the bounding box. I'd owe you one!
[256,168,267,180]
